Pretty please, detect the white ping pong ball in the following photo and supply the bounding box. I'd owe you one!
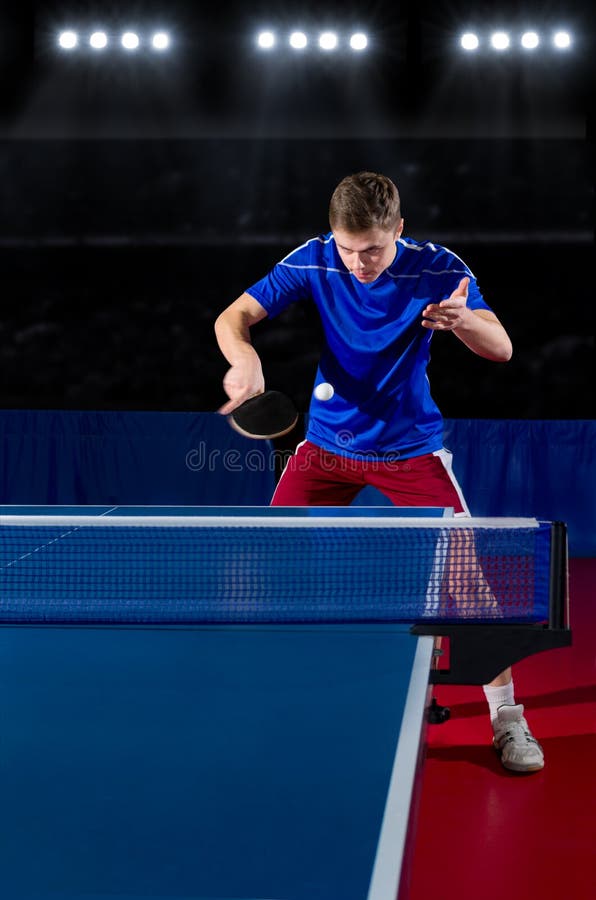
[314,382,335,401]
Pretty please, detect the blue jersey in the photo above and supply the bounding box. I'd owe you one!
[246,233,492,460]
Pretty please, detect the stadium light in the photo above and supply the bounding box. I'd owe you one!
[257,31,276,49]
[152,32,170,50]
[89,32,108,50]
[121,32,140,51]
[460,32,479,51]
[520,31,540,50]
[58,31,78,50]
[319,32,338,51]
[553,31,571,49]
[349,33,368,51]
[289,32,308,50]
[490,31,510,51]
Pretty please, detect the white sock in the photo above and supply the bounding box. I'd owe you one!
[483,680,515,725]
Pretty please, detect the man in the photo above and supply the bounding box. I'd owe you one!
[214,171,544,773]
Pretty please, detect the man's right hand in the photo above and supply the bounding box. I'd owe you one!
[218,359,265,415]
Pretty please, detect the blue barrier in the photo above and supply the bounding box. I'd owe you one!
[0,411,594,555]
[0,409,275,508]
[443,419,596,557]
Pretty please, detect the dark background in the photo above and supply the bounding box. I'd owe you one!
[0,1,593,417]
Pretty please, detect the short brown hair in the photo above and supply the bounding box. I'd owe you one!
[329,172,402,233]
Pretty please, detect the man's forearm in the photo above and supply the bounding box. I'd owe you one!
[453,310,513,362]
[214,294,269,410]
[214,308,259,367]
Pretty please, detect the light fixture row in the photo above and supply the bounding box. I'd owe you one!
[58,31,171,51]
[460,30,573,51]
[256,31,368,51]
[57,29,368,53]
[56,28,575,55]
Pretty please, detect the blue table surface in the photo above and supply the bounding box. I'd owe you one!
[0,623,432,900]
[0,504,452,518]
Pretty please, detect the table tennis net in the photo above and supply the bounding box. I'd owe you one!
[0,517,552,624]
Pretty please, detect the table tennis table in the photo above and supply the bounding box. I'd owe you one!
[0,505,571,900]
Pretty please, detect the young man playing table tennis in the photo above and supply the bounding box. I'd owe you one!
[215,171,544,773]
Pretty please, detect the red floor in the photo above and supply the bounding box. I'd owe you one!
[408,558,596,900]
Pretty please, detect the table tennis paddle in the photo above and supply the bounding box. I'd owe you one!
[228,390,298,440]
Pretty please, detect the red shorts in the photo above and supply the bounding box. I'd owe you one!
[271,440,469,513]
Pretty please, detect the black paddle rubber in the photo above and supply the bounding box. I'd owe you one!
[228,390,299,440]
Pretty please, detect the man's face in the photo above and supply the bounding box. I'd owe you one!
[332,222,403,284]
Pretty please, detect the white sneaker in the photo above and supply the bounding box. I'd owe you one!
[492,704,544,773]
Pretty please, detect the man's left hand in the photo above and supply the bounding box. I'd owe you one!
[421,276,470,331]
